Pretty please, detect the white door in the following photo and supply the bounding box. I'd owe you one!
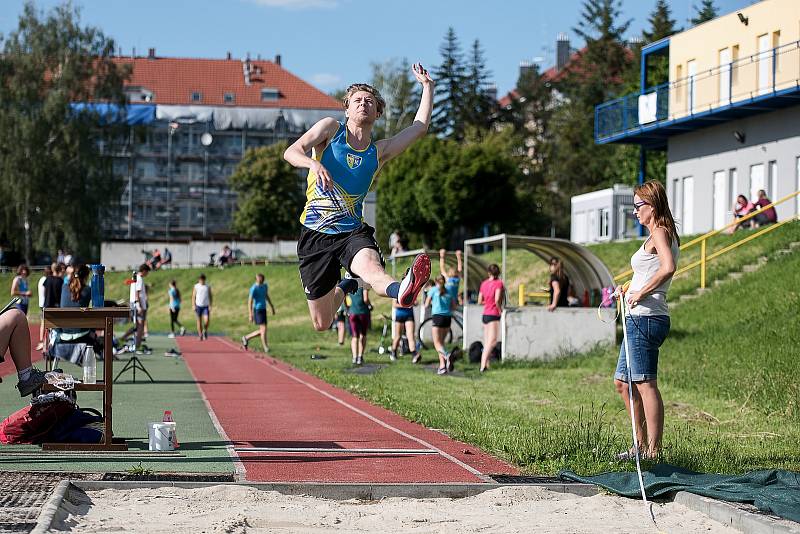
[719,48,731,105]
[682,176,694,235]
[768,160,777,199]
[574,212,587,243]
[758,34,771,95]
[713,171,727,229]
[687,60,697,113]
[750,163,765,201]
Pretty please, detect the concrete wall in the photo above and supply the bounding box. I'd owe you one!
[463,305,616,361]
[666,105,800,236]
[668,0,800,119]
[101,239,298,271]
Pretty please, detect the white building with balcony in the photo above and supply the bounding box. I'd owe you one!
[595,0,800,235]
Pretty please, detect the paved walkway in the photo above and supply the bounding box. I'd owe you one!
[177,336,518,483]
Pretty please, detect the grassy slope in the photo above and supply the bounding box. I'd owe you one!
[2,221,798,474]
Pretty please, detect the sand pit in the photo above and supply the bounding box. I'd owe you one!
[52,485,741,533]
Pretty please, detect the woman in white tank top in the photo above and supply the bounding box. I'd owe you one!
[615,180,680,460]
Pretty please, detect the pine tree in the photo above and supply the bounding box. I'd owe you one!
[643,0,681,43]
[691,0,718,26]
[432,27,466,140]
[462,39,497,134]
[369,58,419,139]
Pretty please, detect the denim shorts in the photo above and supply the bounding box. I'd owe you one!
[614,314,670,382]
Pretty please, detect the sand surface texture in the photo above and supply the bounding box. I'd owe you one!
[54,485,739,533]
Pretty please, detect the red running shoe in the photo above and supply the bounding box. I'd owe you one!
[397,253,431,307]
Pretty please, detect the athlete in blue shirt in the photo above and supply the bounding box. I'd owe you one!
[285,63,434,334]
[241,273,275,352]
[438,248,463,305]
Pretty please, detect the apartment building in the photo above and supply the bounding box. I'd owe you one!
[101,51,342,240]
[595,0,800,235]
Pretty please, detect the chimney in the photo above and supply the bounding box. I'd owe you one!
[226,51,232,60]
[242,56,252,86]
[274,54,282,66]
[148,47,156,59]
[556,33,570,72]
[519,60,534,80]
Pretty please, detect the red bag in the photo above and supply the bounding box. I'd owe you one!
[0,401,76,444]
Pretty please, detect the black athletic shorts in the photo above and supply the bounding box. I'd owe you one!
[432,314,452,328]
[297,223,383,300]
[482,314,501,324]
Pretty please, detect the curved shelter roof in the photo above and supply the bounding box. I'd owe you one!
[463,234,614,298]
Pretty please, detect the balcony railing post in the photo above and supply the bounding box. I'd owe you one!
[700,239,706,289]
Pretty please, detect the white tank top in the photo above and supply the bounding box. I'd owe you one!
[194,283,210,307]
[628,233,679,316]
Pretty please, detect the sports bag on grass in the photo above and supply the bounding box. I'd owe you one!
[0,399,76,444]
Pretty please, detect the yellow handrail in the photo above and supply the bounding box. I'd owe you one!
[614,189,800,286]
[517,284,549,306]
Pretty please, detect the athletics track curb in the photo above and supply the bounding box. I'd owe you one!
[32,480,800,534]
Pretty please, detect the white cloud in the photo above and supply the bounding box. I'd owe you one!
[310,73,343,89]
[247,0,338,9]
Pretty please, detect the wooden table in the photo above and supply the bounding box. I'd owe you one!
[41,307,132,451]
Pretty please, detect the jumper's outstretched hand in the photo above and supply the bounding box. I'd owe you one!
[412,63,433,86]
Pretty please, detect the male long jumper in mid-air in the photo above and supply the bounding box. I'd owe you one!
[284,63,434,331]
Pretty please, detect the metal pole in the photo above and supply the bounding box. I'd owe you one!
[462,244,469,351]
[127,127,134,239]
[166,126,172,240]
[203,148,209,238]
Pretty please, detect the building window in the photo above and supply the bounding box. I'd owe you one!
[750,163,765,201]
[599,208,610,239]
[728,168,737,208]
[224,92,235,104]
[772,31,781,72]
[768,160,777,199]
[261,87,280,101]
[731,45,740,85]
[191,91,202,102]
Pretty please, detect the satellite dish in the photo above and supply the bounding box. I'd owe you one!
[200,132,214,146]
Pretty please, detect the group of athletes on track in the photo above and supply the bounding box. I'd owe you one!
[284,63,680,458]
[0,63,679,460]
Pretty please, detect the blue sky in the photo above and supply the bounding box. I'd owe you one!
[1,0,753,96]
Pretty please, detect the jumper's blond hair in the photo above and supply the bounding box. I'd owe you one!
[342,83,386,115]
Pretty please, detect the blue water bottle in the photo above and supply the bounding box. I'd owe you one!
[90,264,105,308]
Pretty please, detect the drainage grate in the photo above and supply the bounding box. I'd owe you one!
[489,475,574,484]
[101,472,235,482]
[0,471,101,534]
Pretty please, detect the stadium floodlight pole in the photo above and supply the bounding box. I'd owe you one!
[166,121,179,241]
[200,131,214,238]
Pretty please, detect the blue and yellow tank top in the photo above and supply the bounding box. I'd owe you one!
[299,122,379,234]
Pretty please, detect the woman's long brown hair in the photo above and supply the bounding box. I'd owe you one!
[69,264,90,302]
[634,180,680,246]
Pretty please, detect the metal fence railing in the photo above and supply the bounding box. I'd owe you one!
[596,39,800,141]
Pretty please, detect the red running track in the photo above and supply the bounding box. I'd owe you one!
[178,336,519,483]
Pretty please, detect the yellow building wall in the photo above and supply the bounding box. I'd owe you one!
[668,0,800,119]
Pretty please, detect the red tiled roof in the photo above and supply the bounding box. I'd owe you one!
[498,48,585,108]
[113,55,341,109]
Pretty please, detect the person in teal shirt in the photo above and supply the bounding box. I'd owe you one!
[167,280,186,338]
[242,273,275,352]
[347,287,371,365]
[424,275,456,375]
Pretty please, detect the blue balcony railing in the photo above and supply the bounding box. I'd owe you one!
[594,83,669,142]
[595,39,800,144]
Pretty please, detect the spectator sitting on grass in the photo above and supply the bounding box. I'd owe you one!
[752,189,777,227]
[732,195,755,232]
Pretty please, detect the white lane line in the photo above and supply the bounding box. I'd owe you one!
[180,339,247,482]
[234,447,437,454]
[217,337,491,482]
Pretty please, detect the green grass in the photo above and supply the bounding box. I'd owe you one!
[0,336,233,473]
[1,221,798,476]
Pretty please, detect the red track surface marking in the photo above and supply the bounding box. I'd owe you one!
[178,336,519,483]
[0,325,44,380]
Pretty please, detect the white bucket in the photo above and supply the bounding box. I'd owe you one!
[148,422,174,451]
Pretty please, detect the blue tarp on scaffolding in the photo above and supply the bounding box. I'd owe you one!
[70,103,156,125]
